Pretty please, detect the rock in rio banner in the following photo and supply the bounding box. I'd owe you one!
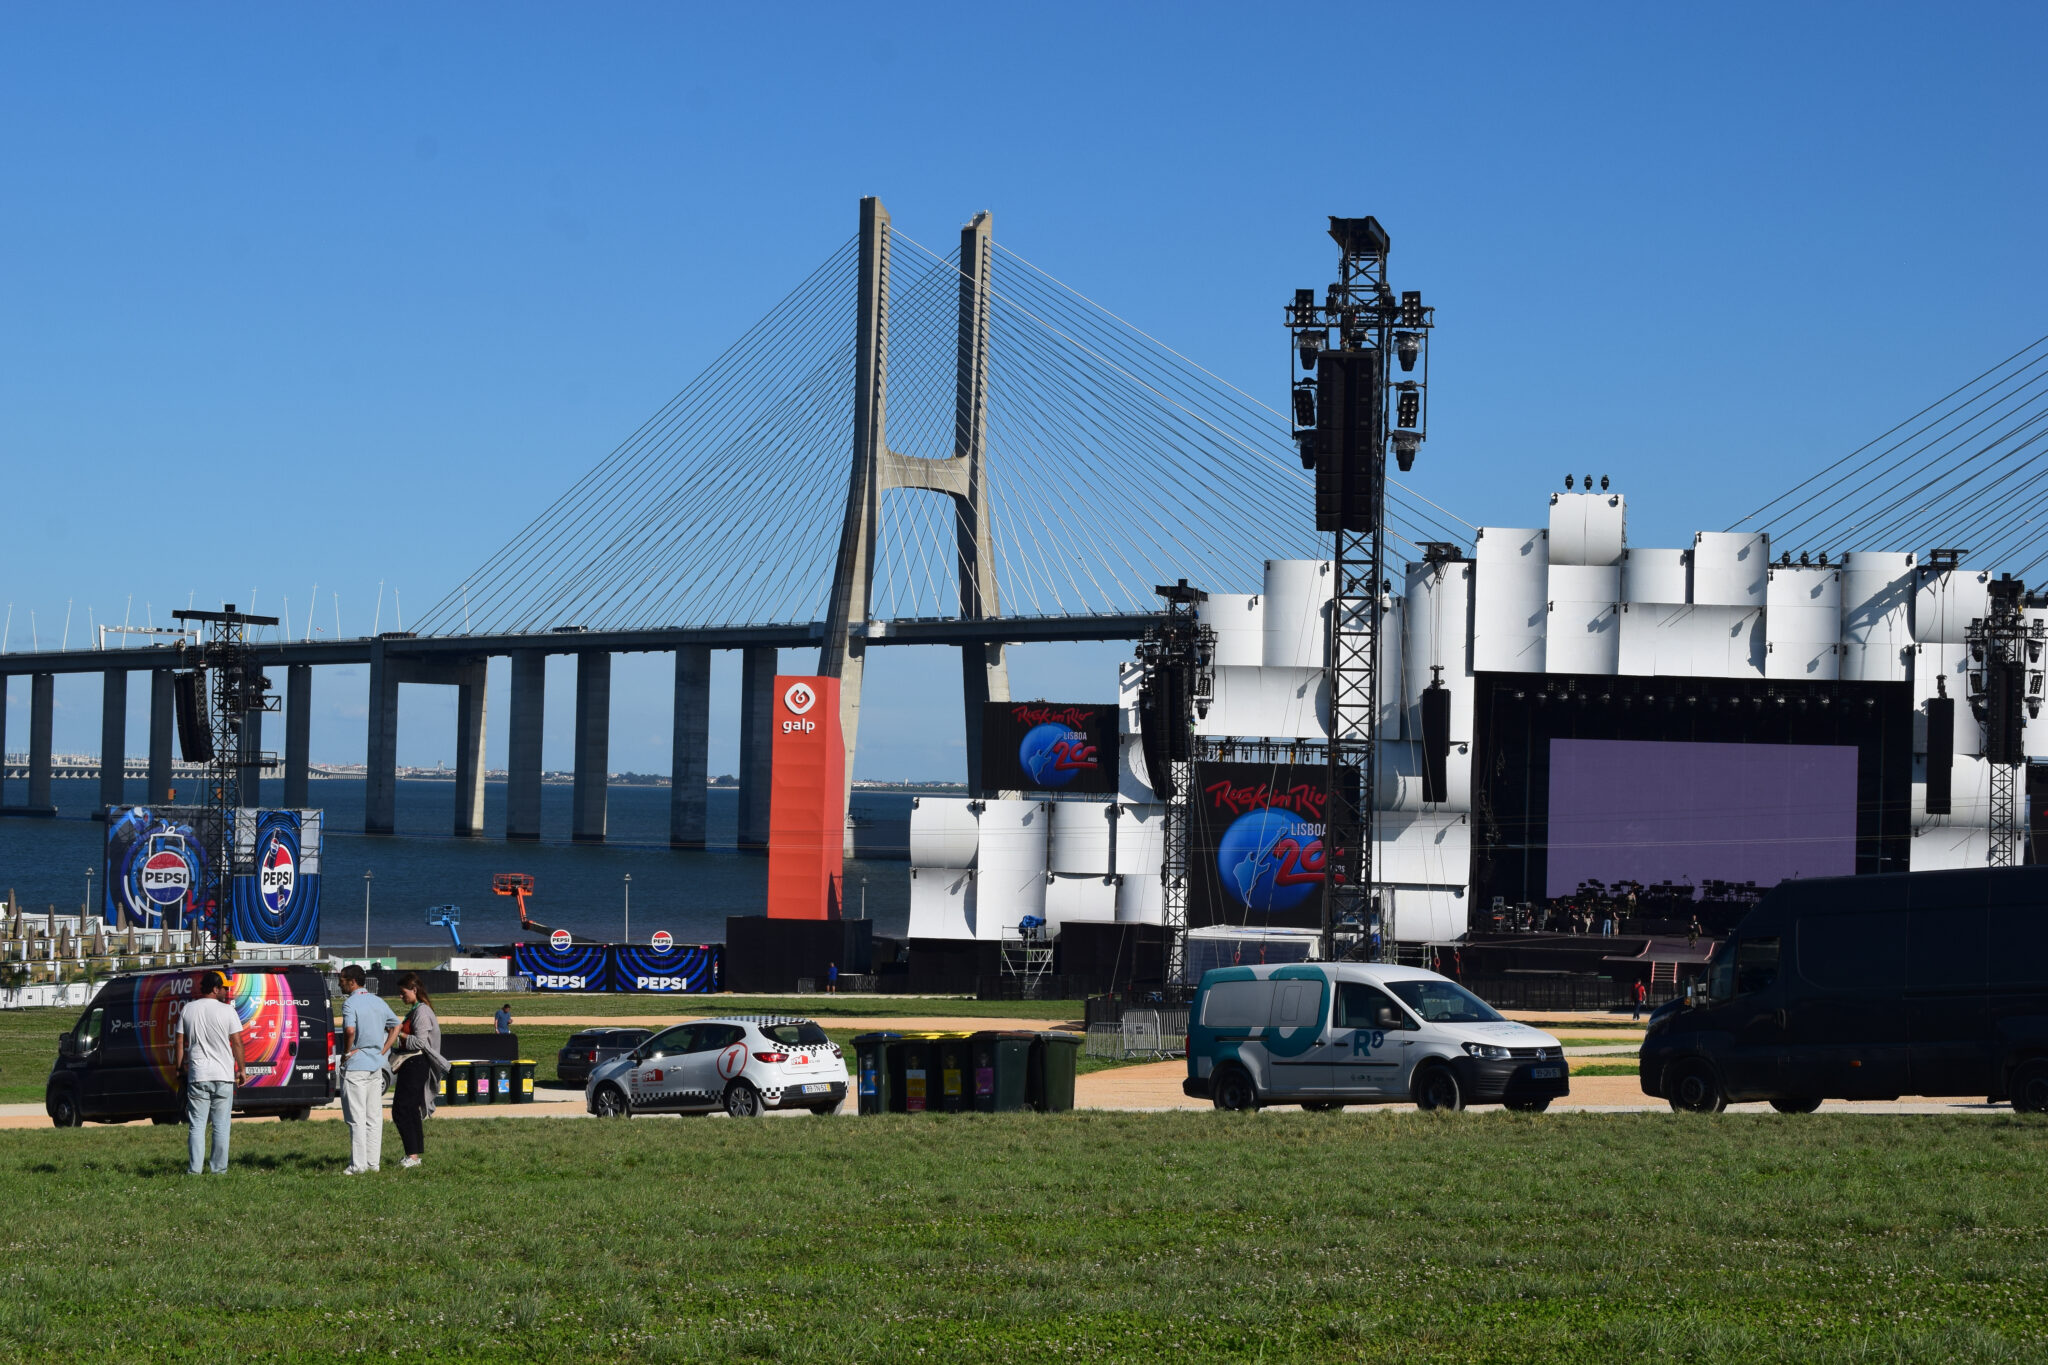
[229,809,324,946]
[979,700,1117,795]
[1187,762,1345,931]
[105,805,212,930]
[766,675,844,920]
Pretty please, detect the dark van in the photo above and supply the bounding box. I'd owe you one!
[1641,866,2048,1113]
[46,964,336,1127]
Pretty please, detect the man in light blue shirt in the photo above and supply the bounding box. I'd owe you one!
[338,965,399,1174]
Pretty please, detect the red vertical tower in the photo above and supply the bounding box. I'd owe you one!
[765,676,844,919]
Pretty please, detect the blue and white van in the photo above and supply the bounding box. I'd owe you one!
[1182,962,1570,1112]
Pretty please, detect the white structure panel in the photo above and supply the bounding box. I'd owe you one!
[908,797,979,869]
[1471,528,1548,673]
[1192,665,1327,740]
[907,868,975,940]
[1764,564,1842,680]
[973,799,1048,940]
[1547,491,1626,567]
[1043,876,1117,933]
[1375,740,1473,813]
[1839,552,1915,683]
[1117,661,1143,734]
[1404,560,1474,743]
[1114,802,1166,880]
[1117,733,1155,803]
[1546,564,1621,675]
[1914,568,1991,645]
[1383,886,1467,944]
[1691,532,1770,609]
[1911,824,1990,872]
[1622,547,1690,605]
[1375,812,1472,887]
[1048,800,1113,875]
[1261,559,1331,669]
[1199,593,1265,667]
[1911,643,1980,757]
[1114,873,1164,925]
[1617,604,1764,678]
[1374,594,1405,740]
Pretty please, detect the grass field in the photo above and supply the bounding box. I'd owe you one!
[4,1111,2046,1362]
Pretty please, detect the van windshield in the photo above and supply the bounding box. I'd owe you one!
[1387,979,1504,1025]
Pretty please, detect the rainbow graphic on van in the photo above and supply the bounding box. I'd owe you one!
[138,970,300,1091]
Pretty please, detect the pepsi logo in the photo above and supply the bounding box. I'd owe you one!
[783,681,816,716]
[651,930,673,952]
[259,836,295,915]
[141,851,191,906]
[549,928,572,951]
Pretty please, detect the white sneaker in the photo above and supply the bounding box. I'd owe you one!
[340,1166,362,1176]
[400,1155,422,1169]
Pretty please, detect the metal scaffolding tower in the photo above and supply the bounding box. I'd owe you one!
[171,606,279,956]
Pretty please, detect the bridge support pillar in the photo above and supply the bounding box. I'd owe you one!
[571,652,610,843]
[28,673,54,811]
[952,210,1009,793]
[365,645,398,834]
[148,670,174,804]
[506,651,545,842]
[99,670,127,814]
[454,671,487,837]
[283,665,311,809]
[670,645,710,848]
[738,646,776,850]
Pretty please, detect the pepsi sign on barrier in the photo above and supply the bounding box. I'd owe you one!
[979,701,1118,795]
[1187,762,1352,931]
[229,809,323,946]
[105,805,213,930]
[513,941,610,992]
[511,941,724,993]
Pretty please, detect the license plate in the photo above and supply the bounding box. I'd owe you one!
[1530,1066,1562,1080]
[801,1083,830,1094]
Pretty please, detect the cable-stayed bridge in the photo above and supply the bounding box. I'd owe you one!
[0,197,1470,845]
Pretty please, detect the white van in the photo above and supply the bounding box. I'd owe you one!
[1182,962,1569,1112]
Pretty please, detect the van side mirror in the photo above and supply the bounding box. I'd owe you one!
[57,1033,78,1058]
[1374,1006,1405,1030]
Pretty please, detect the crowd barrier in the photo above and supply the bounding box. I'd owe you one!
[510,941,723,993]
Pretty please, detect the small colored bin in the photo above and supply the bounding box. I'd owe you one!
[491,1061,514,1103]
[1030,1032,1082,1113]
[935,1035,972,1114]
[445,1060,474,1106]
[515,1059,536,1102]
[852,1033,901,1116]
[893,1036,936,1113]
[969,1031,1035,1113]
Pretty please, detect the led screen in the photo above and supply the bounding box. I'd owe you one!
[1545,739,1857,897]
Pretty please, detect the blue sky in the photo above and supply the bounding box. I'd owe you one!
[3,4,2043,778]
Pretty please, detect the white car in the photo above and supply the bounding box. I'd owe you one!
[585,1016,848,1118]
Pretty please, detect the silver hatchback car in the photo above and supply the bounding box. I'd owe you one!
[585,1016,849,1118]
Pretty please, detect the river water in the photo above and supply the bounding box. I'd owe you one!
[0,778,914,950]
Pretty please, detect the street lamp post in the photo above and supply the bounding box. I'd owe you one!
[362,870,373,961]
[623,873,631,944]
[84,865,94,918]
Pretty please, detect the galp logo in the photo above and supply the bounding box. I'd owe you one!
[783,682,816,716]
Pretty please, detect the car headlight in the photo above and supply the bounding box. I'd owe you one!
[1461,1042,1513,1061]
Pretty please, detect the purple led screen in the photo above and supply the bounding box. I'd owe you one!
[1545,739,1857,897]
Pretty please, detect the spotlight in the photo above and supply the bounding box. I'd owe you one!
[1800,552,1810,566]
[1780,551,1792,566]
[1817,551,1829,565]
[1293,384,1316,429]
[1971,643,1986,664]
[2029,638,2042,664]
[1600,475,1609,491]
[1583,474,1592,491]
[1293,287,1315,320]
[1396,382,1420,428]
[1969,671,1985,695]
[1395,331,1420,371]
[1296,432,1317,471]
[1391,431,1422,471]
[1565,475,1575,490]
[1400,290,1424,326]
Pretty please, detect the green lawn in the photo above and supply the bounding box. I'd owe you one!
[0,1007,69,1104]
[4,1112,2046,1362]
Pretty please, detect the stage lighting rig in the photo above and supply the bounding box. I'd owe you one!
[1965,574,2041,865]
[171,604,281,955]
[1284,213,1436,961]
[1137,579,1215,985]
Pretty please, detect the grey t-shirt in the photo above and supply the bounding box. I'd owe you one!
[179,997,243,1084]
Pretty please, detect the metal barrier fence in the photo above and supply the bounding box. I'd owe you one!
[1083,1008,1188,1060]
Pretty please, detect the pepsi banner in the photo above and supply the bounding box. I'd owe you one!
[609,943,722,993]
[513,941,610,992]
[980,701,1117,795]
[229,809,323,946]
[1188,762,1346,931]
[105,805,213,930]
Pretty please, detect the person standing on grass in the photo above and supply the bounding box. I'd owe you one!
[826,962,838,995]
[173,971,245,1176]
[338,964,400,1176]
[387,973,447,1171]
[495,1003,512,1035]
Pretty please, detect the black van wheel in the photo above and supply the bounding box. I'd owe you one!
[2011,1060,2048,1114]
[277,1106,313,1122]
[47,1086,82,1129]
[1414,1065,1465,1112]
[1769,1097,1822,1115]
[1211,1066,1259,1112]
[1668,1063,1727,1113]
[1299,1101,1344,1113]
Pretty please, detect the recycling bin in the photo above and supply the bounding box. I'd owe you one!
[445,1060,473,1106]
[491,1061,514,1103]
[893,1035,937,1113]
[935,1035,973,1114]
[515,1060,536,1102]
[1030,1031,1082,1113]
[969,1031,1034,1113]
[852,1033,901,1116]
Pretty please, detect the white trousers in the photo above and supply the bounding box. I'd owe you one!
[341,1070,385,1171]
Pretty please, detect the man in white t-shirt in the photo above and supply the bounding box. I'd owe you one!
[173,971,246,1175]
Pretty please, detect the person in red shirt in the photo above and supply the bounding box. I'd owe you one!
[1633,979,1648,1021]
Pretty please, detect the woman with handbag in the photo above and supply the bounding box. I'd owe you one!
[387,972,449,1170]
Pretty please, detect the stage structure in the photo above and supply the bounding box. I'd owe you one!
[169,605,280,953]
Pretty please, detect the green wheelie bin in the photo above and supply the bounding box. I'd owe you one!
[934,1034,974,1113]
[514,1059,537,1102]
[444,1060,473,1106]
[892,1035,939,1113]
[1030,1031,1082,1113]
[969,1031,1034,1113]
[852,1033,901,1116]
[491,1061,515,1103]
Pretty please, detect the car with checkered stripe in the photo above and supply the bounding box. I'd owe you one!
[585,1016,848,1118]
